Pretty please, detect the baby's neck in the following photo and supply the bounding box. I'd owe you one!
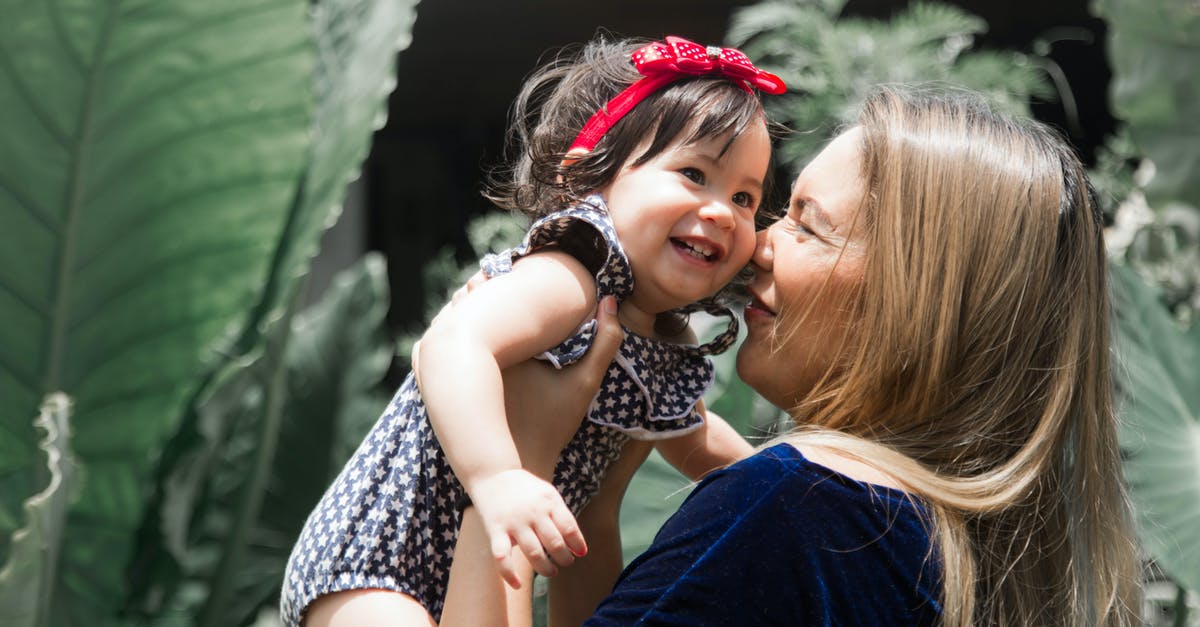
[616,299,662,338]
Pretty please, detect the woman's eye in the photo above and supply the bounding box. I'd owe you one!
[789,200,815,235]
[732,191,756,209]
[680,167,705,185]
[786,212,815,237]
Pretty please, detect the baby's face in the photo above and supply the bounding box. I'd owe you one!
[599,119,770,318]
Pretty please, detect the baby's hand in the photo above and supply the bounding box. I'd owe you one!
[467,469,587,587]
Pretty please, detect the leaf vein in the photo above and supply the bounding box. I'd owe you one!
[74,172,297,270]
[94,40,311,141]
[80,105,309,214]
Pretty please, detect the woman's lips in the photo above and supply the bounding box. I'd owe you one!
[743,295,775,321]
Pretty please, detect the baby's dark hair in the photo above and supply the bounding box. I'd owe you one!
[486,35,772,218]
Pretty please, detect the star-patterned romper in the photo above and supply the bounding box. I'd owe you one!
[280,196,738,624]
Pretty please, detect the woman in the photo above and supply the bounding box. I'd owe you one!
[443,86,1142,626]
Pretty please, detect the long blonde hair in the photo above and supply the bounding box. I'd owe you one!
[783,87,1141,625]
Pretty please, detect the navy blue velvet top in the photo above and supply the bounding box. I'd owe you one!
[586,443,942,626]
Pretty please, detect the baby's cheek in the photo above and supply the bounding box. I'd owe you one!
[730,227,758,267]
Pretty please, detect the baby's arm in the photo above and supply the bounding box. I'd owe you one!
[418,249,598,584]
[656,403,754,481]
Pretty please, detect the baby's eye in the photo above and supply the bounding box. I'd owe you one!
[732,191,757,209]
[679,167,705,185]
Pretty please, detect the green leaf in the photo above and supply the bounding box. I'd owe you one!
[252,0,420,337]
[130,254,392,626]
[0,1,314,622]
[123,0,417,614]
[0,394,77,627]
[1111,262,1200,592]
[1093,0,1200,208]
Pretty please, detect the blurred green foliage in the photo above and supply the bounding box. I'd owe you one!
[727,0,1052,168]
[0,0,418,624]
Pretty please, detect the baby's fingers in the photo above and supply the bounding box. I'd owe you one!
[490,533,522,590]
[533,516,576,570]
[550,506,588,559]
[516,527,559,578]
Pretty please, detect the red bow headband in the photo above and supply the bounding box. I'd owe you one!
[568,36,787,153]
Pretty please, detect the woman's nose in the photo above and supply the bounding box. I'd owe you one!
[751,226,774,269]
[698,200,735,230]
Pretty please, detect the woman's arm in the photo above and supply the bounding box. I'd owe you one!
[547,437,652,626]
[418,249,598,583]
[656,404,755,481]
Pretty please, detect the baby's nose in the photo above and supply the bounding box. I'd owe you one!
[699,200,735,230]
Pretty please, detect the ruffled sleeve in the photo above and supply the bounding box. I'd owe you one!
[479,196,633,368]
[477,195,740,439]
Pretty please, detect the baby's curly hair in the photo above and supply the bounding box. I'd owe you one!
[486,35,772,218]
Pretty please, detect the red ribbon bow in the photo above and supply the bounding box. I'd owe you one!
[568,36,787,152]
[633,36,786,95]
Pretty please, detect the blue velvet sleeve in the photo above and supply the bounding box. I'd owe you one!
[585,444,942,626]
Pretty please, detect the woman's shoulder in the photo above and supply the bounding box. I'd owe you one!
[785,441,907,490]
[702,443,925,522]
[588,442,942,625]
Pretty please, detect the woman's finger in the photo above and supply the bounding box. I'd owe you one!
[572,296,624,391]
[466,270,487,291]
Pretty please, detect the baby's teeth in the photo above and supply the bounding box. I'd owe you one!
[682,241,713,259]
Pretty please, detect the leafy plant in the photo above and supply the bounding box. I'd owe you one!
[1093,0,1200,210]
[1092,0,1200,613]
[128,255,393,627]
[727,0,1053,168]
[0,0,418,624]
[1111,263,1200,596]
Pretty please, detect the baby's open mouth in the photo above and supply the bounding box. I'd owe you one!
[672,238,718,261]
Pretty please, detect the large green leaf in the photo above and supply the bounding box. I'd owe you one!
[0,1,314,622]
[1093,0,1200,208]
[1111,262,1200,592]
[124,0,418,618]
[244,0,420,341]
[0,394,76,627]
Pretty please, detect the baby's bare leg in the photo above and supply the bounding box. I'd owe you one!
[303,589,436,627]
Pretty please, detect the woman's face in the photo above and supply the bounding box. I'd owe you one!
[737,128,868,410]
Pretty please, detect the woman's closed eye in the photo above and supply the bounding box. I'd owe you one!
[790,218,815,236]
[785,208,817,237]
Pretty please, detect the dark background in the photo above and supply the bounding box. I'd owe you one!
[312,0,1114,343]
